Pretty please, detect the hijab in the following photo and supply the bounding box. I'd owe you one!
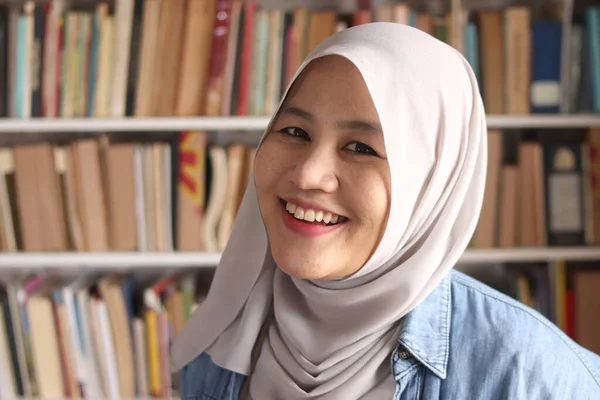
[171,22,487,399]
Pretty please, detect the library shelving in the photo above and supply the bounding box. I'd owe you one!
[0,247,599,271]
[3,114,600,133]
[3,0,600,398]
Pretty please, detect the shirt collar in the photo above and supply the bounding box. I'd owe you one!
[396,271,452,379]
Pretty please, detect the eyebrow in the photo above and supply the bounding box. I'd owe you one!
[278,105,383,133]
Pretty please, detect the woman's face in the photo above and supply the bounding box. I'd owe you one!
[254,56,391,280]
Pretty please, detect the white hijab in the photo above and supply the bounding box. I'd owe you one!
[171,22,487,399]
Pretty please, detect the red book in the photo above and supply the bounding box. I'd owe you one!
[357,0,371,10]
[284,22,294,90]
[203,0,233,116]
[236,2,256,116]
[352,9,372,26]
[55,13,64,117]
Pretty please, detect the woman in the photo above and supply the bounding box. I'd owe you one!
[171,23,600,399]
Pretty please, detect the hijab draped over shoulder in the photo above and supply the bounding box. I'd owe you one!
[171,22,487,399]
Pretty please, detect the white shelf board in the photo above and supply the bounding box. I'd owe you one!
[485,114,600,129]
[0,252,222,269]
[459,247,600,264]
[0,247,599,271]
[1,114,600,133]
[0,117,272,133]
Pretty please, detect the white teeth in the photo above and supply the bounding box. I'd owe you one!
[304,209,315,222]
[285,201,343,224]
[315,210,323,222]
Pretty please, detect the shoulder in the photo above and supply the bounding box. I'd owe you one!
[178,352,246,399]
[446,270,600,399]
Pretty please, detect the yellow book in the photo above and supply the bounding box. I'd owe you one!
[517,275,532,308]
[145,308,161,397]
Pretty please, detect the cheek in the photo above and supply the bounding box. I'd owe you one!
[348,170,390,232]
[254,138,294,217]
[254,140,281,190]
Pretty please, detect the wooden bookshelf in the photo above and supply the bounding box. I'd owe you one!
[1,114,600,133]
[0,113,600,271]
[3,1,600,398]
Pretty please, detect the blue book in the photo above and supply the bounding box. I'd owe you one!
[87,13,99,117]
[530,20,562,113]
[465,22,480,91]
[408,9,417,27]
[586,8,600,112]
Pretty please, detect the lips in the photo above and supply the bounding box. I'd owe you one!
[278,198,348,237]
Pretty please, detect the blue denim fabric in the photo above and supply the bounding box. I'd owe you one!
[177,271,600,399]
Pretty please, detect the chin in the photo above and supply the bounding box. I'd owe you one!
[271,249,339,280]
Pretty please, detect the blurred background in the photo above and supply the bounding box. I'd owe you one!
[0,0,598,398]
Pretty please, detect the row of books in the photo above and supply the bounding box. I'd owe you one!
[0,134,256,252]
[471,128,600,249]
[1,264,598,399]
[0,271,204,399]
[5,128,600,253]
[0,0,595,120]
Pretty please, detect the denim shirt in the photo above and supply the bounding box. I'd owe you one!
[178,271,600,399]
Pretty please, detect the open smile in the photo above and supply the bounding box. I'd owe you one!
[279,198,348,237]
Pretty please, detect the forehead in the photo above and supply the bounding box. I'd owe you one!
[282,55,379,120]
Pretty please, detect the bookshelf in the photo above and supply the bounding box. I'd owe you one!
[1,112,599,276]
[0,116,272,133]
[2,0,600,398]
[0,247,599,271]
[0,252,222,269]
[459,247,600,264]
[3,114,600,133]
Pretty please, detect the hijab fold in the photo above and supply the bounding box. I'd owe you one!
[171,22,487,399]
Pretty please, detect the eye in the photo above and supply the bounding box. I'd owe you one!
[344,141,378,156]
[278,127,309,140]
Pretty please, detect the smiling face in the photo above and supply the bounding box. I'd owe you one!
[254,55,392,280]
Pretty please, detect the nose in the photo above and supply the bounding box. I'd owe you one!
[290,146,339,193]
